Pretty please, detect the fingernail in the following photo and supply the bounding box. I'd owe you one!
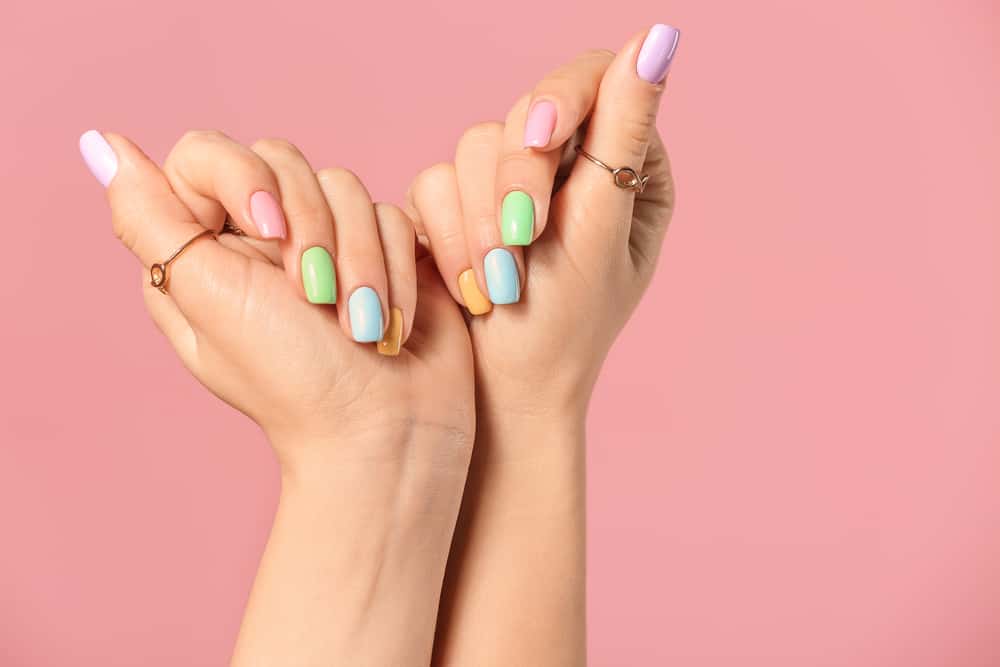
[484,248,520,305]
[249,190,287,239]
[79,130,118,187]
[349,286,383,343]
[523,100,557,148]
[377,307,403,356]
[301,246,337,304]
[458,269,492,315]
[501,191,535,246]
[636,24,681,83]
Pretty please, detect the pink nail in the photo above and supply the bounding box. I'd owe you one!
[79,130,118,187]
[249,190,287,239]
[523,100,557,148]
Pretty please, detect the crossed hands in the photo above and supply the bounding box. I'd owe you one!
[81,25,679,667]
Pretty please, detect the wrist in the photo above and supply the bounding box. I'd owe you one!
[274,426,473,526]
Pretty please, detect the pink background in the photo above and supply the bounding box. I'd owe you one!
[2,0,998,664]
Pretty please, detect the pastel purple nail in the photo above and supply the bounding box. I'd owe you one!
[636,24,680,84]
[79,130,118,187]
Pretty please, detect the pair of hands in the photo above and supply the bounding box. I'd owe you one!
[82,24,678,666]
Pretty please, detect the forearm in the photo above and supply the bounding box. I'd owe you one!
[433,413,587,667]
[232,433,471,667]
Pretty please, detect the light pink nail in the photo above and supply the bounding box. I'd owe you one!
[249,190,287,239]
[523,100,557,148]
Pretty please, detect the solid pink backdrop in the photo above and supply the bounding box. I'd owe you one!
[2,1,998,665]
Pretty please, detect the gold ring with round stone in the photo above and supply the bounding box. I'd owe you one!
[574,145,649,193]
[149,229,216,294]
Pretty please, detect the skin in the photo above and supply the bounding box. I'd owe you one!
[97,132,475,665]
[407,29,676,666]
[89,24,675,667]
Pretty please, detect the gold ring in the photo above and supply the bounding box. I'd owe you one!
[574,146,649,193]
[150,229,216,294]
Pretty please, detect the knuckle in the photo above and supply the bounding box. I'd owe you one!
[621,108,658,159]
[110,210,138,253]
[458,122,504,150]
[411,162,456,196]
[177,128,227,149]
[316,165,363,190]
[251,137,304,162]
[373,201,408,226]
[582,48,616,63]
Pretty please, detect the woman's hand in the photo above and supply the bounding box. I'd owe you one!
[408,24,678,430]
[80,130,475,665]
[405,25,679,666]
[82,129,475,468]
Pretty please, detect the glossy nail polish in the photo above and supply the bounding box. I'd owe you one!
[377,307,403,356]
[501,191,535,246]
[301,246,336,304]
[636,24,681,83]
[349,286,383,343]
[79,130,118,187]
[484,248,520,305]
[458,269,492,315]
[249,190,288,239]
[523,100,557,148]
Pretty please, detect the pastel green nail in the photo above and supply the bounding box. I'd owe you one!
[301,246,336,304]
[501,190,534,246]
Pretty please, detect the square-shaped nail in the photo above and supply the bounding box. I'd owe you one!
[301,246,336,304]
[484,248,520,305]
[458,269,492,315]
[636,24,681,83]
[249,190,288,239]
[349,286,383,342]
[501,191,535,246]
[377,307,403,356]
[523,100,557,148]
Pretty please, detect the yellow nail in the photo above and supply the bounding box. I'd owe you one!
[377,307,403,356]
[458,269,492,315]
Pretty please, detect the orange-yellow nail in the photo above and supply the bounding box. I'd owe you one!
[458,269,492,315]
[377,307,403,356]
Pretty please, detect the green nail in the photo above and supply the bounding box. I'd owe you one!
[501,190,534,246]
[301,246,336,304]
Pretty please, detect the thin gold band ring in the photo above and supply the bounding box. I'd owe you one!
[150,229,216,294]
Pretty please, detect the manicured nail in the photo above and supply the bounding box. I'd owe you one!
[79,130,118,187]
[458,269,492,315]
[249,190,287,239]
[349,286,383,343]
[377,307,403,356]
[523,100,557,148]
[301,246,336,304]
[501,191,535,246]
[636,24,680,83]
[483,248,520,305]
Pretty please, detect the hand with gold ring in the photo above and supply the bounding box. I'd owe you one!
[79,129,474,665]
[405,25,679,666]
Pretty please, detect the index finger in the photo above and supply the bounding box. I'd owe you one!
[521,49,613,151]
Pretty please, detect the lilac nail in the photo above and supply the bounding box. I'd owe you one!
[79,130,118,187]
[636,24,681,84]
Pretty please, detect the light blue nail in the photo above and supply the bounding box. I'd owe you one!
[348,286,383,342]
[484,248,520,305]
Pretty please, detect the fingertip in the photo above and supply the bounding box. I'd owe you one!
[79,129,119,187]
[636,23,681,84]
[523,99,558,149]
